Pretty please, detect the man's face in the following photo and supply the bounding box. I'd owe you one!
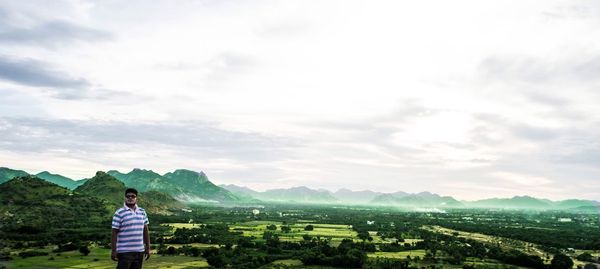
[125,193,137,205]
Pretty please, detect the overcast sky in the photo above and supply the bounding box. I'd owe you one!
[1,0,600,200]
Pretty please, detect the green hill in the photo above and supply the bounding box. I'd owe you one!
[0,167,29,184]
[75,171,127,209]
[0,175,71,203]
[0,176,109,243]
[35,171,84,190]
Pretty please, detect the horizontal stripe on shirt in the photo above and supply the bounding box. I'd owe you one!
[118,238,145,244]
[117,233,143,239]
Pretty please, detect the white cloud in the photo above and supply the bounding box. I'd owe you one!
[491,171,553,186]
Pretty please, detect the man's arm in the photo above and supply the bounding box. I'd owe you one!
[143,224,151,260]
[111,228,119,261]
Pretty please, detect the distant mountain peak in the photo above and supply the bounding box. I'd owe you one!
[170,169,206,176]
[513,195,536,199]
[75,172,126,207]
[34,171,81,190]
[336,188,352,193]
[130,168,160,175]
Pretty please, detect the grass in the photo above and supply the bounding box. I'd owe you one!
[6,246,209,269]
[160,223,202,229]
[269,259,303,266]
[463,258,532,269]
[367,249,426,259]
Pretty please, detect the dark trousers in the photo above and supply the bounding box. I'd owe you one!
[116,252,144,269]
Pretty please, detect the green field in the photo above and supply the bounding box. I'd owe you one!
[160,222,203,229]
[163,243,221,249]
[268,259,303,266]
[367,249,426,259]
[230,221,358,245]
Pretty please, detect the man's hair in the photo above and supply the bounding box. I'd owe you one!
[125,188,138,196]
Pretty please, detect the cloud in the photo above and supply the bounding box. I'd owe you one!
[0,56,137,101]
[202,53,256,86]
[478,54,600,86]
[555,146,600,166]
[0,88,46,117]
[0,20,111,47]
[542,1,600,21]
[491,171,552,186]
[511,124,562,141]
[255,19,310,38]
[0,4,112,47]
[0,55,89,89]
[0,117,297,162]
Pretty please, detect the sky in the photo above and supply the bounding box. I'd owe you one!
[1,0,600,201]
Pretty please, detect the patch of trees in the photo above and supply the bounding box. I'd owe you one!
[18,250,48,259]
[157,244,202,257]
[300,239,368,268]
[576,252,595,263]
[550,253,573,269]
[200,246,294,269]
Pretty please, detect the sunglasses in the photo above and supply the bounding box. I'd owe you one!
[125,195,137,198]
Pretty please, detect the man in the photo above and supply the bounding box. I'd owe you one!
[111,188,151,269]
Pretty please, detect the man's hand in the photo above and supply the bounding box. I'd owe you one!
[111,251,118,261]
[144,248,151,261]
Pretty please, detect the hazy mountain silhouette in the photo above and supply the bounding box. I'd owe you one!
[332,188,383,204]
[221,184,338,203]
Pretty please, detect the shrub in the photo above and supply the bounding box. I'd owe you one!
[79,245,90,256]
[18,251,48,259]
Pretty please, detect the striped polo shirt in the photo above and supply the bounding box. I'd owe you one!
[112,204,149,253]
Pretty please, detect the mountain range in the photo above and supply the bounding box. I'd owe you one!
[218,184,599,211]
[1,167,599,211]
